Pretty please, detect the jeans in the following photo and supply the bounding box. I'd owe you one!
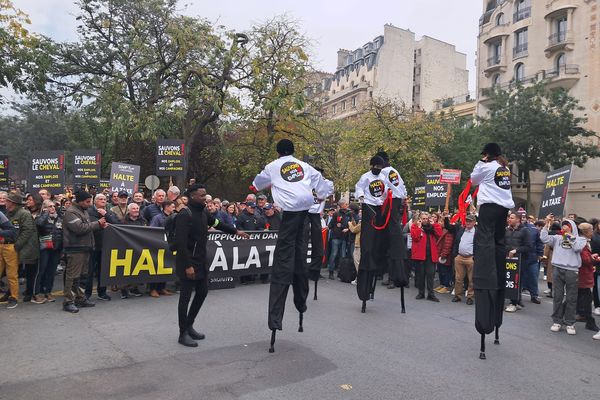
[551,266,579,326]
[438,264,452,287]
[37,249,61,294]
[328,238,347,272]
[522,262,540,298]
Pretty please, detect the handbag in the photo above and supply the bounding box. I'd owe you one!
[39,234,55,250]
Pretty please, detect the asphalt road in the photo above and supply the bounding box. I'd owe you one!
[1,277,599,400]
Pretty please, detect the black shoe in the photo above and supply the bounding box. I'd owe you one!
[415,293,425,300]
[178,332,198,347]
[531,297,541,304]
[23,295,32,303]
[76,299,96,308]
[97,294,111,301]
[466,298,474,305]
[451,296,461,303]
[586,322,600,331]
[63,303,79,313]
[427,295,440,303]
[121,290,129,299]
[328,272,334,280]
[7,298,18,309]
[187,326,206,340]
[0,293,9,303]
[130,288,143,297]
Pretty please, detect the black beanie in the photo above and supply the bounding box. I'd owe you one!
[481,143,502,157]
[375,151,389,162]
[276,139,295,156]
[74,190,92,203]
[370,155,385,166]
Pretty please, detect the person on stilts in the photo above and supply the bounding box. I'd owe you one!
[252,139,332,353]
[471,143,515,359]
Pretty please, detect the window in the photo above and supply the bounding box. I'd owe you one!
[515,63,525,82]
[557,16,567,41]
[492,74,501,86]
[496,13,505,26]
[489,41,502,65]
[351,96,357,107]
[341,101,346,111]
[332,104,337,114]
[514,0,531,22]
[556,53,566,74]
[514,28,528,58]
[341,85,345,90]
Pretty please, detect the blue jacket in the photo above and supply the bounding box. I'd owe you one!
[0,211,16,242]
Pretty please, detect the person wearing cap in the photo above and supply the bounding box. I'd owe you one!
[62,190,107,313]
[5,192,40,306]
[252,138,331,344]
[451,214,477,305]
[0,194,18,308]
[236,201,266,284]
[110,190,130,222]
[263,203,282,230]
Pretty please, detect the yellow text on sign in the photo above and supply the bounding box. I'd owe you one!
[109,249,173,277]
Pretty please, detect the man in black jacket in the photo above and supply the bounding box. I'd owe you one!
[504,212,533,312]
[175,184,248,347]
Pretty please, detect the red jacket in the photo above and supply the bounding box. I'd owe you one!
[436,230,455,266]
[579,245,595,289]
[410,223,443,262]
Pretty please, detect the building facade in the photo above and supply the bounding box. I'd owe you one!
[477,0,600,217]
[319,24,469,119]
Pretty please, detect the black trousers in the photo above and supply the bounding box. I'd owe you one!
[24,263,40,297]
[271,211,308,285]
[307,213,324,280]
[473,203,509,290]
[415,259,435,296]
[178,276,208,334]
[576,288,596,325]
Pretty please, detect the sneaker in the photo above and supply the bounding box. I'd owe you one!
[433,285,444,291]
[63,303,79,313]
[30,295,47,304]
[159,289,173,296]
[45,294,56,303]
[593,331,600,340]
[466,298,474,305]
[6,298,18,309]
[121,290,129,299]
[594,307,600,316]
[451,289,455,295]
[23,295,32,303]
[543,275,547,281]
[516,302,525,310]
[550,323,562,332]
[150,290,160,298]
[505,304,517,313]
[0,293,9,304]
[438,287,450,294]
[97,294,111,301]
[531,297,541,304]
[130,287,143,297]
[351,279,357,285]
[543,289,551,295]
[566,325,576,335]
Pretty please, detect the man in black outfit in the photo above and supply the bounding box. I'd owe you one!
[175,184,248,347]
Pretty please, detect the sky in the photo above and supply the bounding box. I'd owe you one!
[13,0,482,92]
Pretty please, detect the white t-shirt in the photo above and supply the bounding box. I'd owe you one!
[381,166,407,199]
[355,170,392,206]
[253,156,332,212]
[470,160,515,209]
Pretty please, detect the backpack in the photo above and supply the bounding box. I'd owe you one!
[337,257,357,283]
[164,208,190,251]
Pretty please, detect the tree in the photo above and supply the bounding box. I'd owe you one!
[480,81,600,210]
[0,0,52,102]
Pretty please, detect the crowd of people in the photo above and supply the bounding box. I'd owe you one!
[1,176,600,342]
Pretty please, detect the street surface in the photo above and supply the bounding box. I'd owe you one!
[1,278,599,400]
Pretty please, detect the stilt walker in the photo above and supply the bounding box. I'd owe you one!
[306,170,334,301]
[470,143,515,359]
[252,139,331,353]
[355,156,395,313]
[377,151,409,313]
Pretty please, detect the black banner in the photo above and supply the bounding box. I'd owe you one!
[0,155,9,191]
[504,256,521,301]
[109,162,140,197]
[412,182,426,210]
[73,150,101,188]
[424,172,447,207]
[538,165,572,218]
[29,151,65,195]
[156,139,185,176]
[100,225,278,286]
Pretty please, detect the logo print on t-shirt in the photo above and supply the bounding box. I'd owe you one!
[369,180,385,197]
[280,162,304,182]
[494,167,511,190]
[389,170,400,187]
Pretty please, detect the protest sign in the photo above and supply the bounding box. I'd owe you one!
[29,151,65,195]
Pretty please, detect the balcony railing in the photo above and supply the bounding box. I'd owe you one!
[513,6,531,22]
[513,43,528,58]
[434,92,476,110]
[487,55,501,67]
[548,31,568,46]
[545,64,580,78]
